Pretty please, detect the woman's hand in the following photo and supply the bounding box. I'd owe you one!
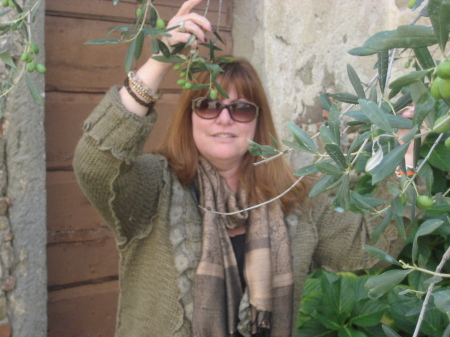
[163,0,213,51]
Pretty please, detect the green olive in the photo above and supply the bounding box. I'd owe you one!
[436,61,450,79]
[156,18,166,30]
[433,114,450,133]
[30,43,40,55]
[416,195,434,210]
[209,89,218,100]
[27,61,36,72]
[445,137,450,148]
[36,64,47,74]
[430,77,442,100]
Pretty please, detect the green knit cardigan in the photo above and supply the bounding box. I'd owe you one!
[73,87,407,337]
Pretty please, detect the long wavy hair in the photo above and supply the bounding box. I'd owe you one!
[156,57,312,212]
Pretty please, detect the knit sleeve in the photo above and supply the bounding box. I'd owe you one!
[310,176,420,272]
[73,86,166,246]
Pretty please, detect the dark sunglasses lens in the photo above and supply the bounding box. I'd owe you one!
[194,98,221,119]
[229,102,257,122]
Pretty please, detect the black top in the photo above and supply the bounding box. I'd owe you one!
[230,233,246,290]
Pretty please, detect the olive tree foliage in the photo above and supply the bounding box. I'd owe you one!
[0,0,45,116]
[250,0,450,336]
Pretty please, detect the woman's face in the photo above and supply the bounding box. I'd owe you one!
[192,86,258,170]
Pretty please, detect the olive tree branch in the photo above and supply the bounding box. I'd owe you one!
[199,175,305,215]
[443,187,450,198]
[399,260,450,278]
[402,133,444,192]
[412,246,450,337]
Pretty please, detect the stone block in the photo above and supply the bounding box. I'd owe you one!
[0,295,7,322]
[0,219,9,232]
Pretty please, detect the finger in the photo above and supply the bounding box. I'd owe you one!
[177,0,203,16]
[182,20,207,42]
[182,12,213,32]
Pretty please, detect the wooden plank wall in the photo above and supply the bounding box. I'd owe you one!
[44,1,232,335]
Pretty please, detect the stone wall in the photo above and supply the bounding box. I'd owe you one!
[232,0,426,165]
[0,1,47,336]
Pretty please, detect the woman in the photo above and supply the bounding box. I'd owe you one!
[73,1,415,336]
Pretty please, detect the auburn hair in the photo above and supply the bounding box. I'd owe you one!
[155,57,313,212]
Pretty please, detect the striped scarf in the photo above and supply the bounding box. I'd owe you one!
[193,158,294,337]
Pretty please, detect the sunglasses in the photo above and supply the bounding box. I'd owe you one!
[191,97,259,123]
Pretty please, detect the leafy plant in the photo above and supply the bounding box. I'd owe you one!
[248,0,450,335]
[84,0,233,98]
[298,270,390,337]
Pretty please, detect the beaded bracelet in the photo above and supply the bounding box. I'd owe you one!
[128,71,161,101]
[123,77,155,109]
[128,79,156,103]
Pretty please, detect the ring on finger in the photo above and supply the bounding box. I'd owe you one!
[178,20,186,33]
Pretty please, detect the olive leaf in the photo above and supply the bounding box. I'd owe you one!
[365,147,383,172]
[287,122,318,154]
[434,289,450,318]
[413,89,435,127]
[363,245,402,266]
[393,92,413,112]
[365,269,412,299]
[315,161,344,176]
[125,38,136,73]
[319,125,337,145]
[328,104,341,147]
[371,209,393,244]
[369,85,378,103]
[378,51,389,94]
[329,93,359,104]
[134,31,144,60]
[84,38,122,44]
[413,47,435,77]
[0,50,15,68]
[347,64,366,99]
[309,174,342,198]
[347,130,374,155]
[248,140,279,157]
[428,0,450,52]
[358,99,394,133]
[350,191,384,213]
[156,38,170,58]
[388,70,431,99]
[25,74,43,106]
[294,164,318,176]
[333,174,350,212]
[151,55,186,63]
[324,143,348,170]
[319,93,332,111]
[150,6,157,27]
[213,81,229,99]
[370,143,409,184]
[348,46,378,56]
[412,219,444,264]
[362,25,437,50]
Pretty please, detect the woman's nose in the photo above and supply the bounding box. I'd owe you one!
[215,107,233,123]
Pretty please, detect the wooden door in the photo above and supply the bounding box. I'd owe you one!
[44,1,233,335]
